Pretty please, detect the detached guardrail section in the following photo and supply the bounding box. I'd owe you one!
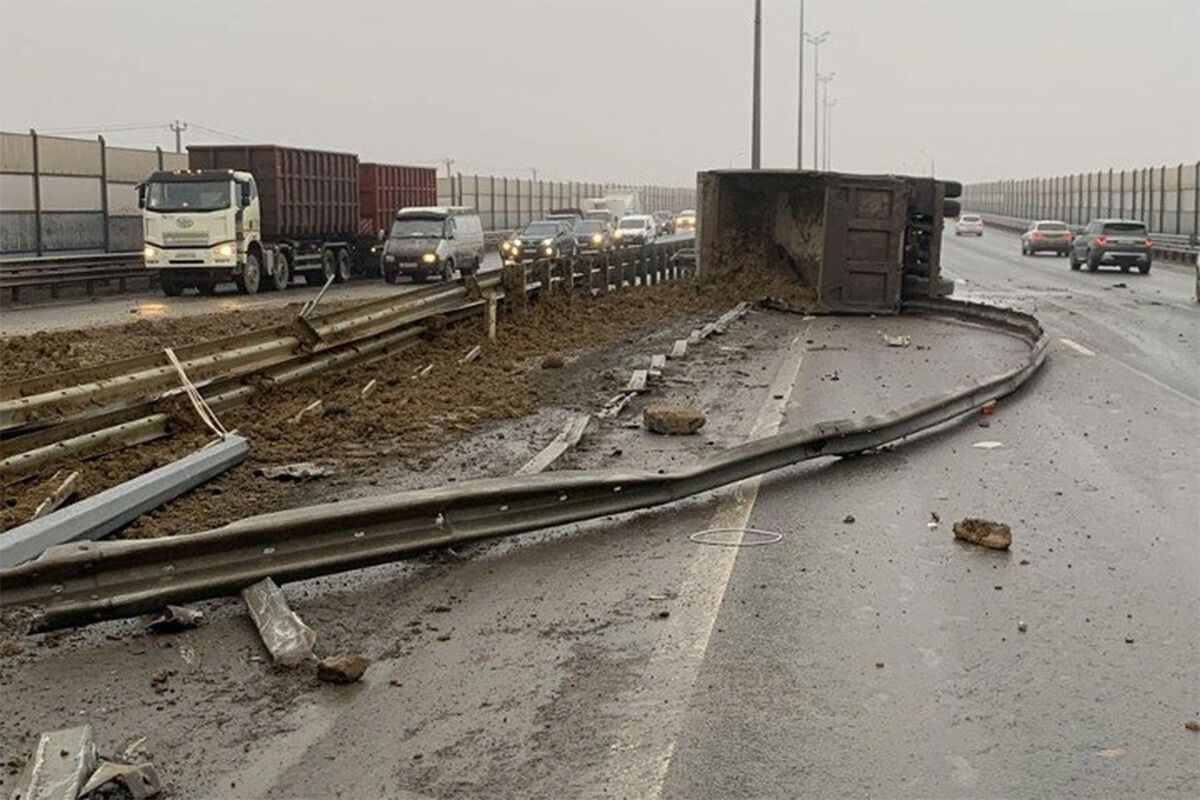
[0,252,151,301]
[0,295,1048,632]
[970,212,1198,264]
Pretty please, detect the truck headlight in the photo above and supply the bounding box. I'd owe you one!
[591,234,602,244]
[143,245,158,260]
[421,253,437,264]
[215,243,235,258]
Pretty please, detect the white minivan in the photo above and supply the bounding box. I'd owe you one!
[382,206,485,283]
[615,214,658,245]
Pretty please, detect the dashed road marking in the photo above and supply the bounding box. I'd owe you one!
[1059,337,1095,356]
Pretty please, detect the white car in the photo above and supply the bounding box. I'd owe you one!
[955,214,984,236]
[614,215,657,245]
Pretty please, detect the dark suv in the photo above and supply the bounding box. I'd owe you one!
[501,220,577,264]
[1070,219,1152,274]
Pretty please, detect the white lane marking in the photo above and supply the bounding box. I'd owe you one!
[604,325,812,798]
[1059,337,1095,356]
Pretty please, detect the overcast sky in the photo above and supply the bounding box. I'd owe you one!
[1,0,1196,186]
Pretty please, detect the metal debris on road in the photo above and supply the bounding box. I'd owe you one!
[689,528,783,547]
[10,724,98,800]
[649,354,667,372]
[972,440,1005,449]
[669,339,688,359]
[79,761,163,799]
[412,363,434,378]
[459,345,483,364]
[318,653,370,684]
[255,462,330,481]
[952,518,1013,550]
[883,333,911,347]
[516,415,592,475]
[624,369,649,392]
[145,604,205,634]
[289,399,323,424]
[241,577,316,667]
[359,379,377,399]
[29,470,79,521]
[643,405,706,435]
[598,392,636,419]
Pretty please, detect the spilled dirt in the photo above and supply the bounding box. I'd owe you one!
[2,276,780,535]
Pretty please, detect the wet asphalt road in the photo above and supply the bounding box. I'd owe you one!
[660,229,1199,798]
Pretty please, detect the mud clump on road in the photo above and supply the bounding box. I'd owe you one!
[953,517,1013,550]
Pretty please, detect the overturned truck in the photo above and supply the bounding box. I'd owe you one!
[696,170,961,313]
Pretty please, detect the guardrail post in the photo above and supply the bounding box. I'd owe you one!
[99,135,110,254]
[484,292,497,341]
[1176,163,1183,234]
[602,253,611,291]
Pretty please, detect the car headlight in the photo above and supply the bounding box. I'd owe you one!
[370,244,383,254]
[215,243,235,258]
[143,245,158,260]
[591,234,602,244]
[543,246,556,256]
[421,253,437,264]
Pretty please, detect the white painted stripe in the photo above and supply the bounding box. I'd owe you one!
[604,324,813,798]
[1059,337,1095,356]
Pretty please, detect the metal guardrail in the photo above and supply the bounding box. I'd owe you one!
[0,295,1048,631]
[0,252,151,301]
[969,212,1199,264]
[0,240,696,485]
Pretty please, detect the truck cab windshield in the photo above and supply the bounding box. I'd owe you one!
[146,181,231,212]
[390,218,445,238]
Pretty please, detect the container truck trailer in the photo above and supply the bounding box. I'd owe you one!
[140,144,437,295]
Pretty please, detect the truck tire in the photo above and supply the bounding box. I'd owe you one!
[335,249,352,284]
[161,279,183,297]
[266,251,290,292]
[237,251,262,294]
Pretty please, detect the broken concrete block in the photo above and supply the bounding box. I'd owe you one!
[79,761,162,799]
[145,605,205,634]
[317,653,370,684]
[643,405,707,435]
[11,725,97,800]
[669,339,688,359]
[241,577,316,667]
[953,518,1012,550]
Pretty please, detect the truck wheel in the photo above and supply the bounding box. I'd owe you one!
[266,252,290,292]
[237,252,262,294]
[321,249,337,283]
[335,249,352,284]
[161,280,183,297]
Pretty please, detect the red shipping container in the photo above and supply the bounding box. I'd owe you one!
[188,144,359,239]
[358,163,438,237]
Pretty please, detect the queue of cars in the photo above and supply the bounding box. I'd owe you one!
[954,212,1157,276]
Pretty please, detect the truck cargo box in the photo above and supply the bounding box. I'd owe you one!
[358,163,438,237]
[187,145,358,239]
[698,170,909,313]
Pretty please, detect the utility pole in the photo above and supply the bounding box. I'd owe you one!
[443,158,455,179]
[818,72,835,170]
[751,0,762,169]
[805,31,829,170]
[823,98,837,170]
[531,167,538,183]
[168,120,187,153]
[797,0,805,168]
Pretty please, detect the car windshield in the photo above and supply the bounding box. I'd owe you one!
[522,222,559,237]
[146,181,230,212]
[1102,222,1147,235]
[390,218,445,238]
[619,218,646,229]
[576,221,604,233]
[1036,222,1068,231]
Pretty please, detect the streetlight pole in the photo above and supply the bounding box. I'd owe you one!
[797,0,805,169]
[805,31,830,170]
[818,72,835,170]
[751,0,762,169]
[824,98,838,170]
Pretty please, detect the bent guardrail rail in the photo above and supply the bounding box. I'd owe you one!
[0,296,1047,632]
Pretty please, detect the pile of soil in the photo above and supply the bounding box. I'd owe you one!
[1,266,811,537]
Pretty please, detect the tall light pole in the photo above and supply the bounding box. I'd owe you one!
[805,31,830,170]
[823,98,838,170]
[751,0,763,169]
[797,0,805,168]
[818,72,835,170]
